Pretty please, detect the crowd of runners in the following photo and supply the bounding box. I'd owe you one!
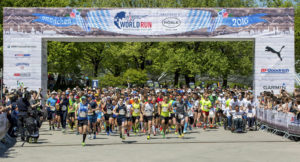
[43,86,259,146]
[2,86,299,146]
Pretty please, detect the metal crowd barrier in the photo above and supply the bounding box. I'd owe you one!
[0,112,8,140]
[256,108,300,139]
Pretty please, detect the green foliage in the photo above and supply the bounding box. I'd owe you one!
[123,69,148,85]
[98,74,124,87]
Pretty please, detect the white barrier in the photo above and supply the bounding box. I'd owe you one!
[256,108,300,136]
[0,113,8,140]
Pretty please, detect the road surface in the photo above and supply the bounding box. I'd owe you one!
[1,124,299,162]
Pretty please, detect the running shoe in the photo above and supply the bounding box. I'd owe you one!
[93,135,96,139]
[147,135,150,140]
[127,132,130,137]
[175,131,178,135]
[88,134,92,140]
[162,133,166,139]
[81,142,86,146]
[120,134,122,139]
[122,135,125,140]
[183,130,187,134]
[203,125,207,130]
[189,125,192,130]
[107,132,110,136]
[62,129,66,133]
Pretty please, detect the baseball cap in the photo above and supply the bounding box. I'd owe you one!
[81,96,87,100]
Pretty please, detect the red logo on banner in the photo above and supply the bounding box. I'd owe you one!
[261,69,267,72]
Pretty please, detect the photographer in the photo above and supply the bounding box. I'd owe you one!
[16,88,31,141]
[29,88,43,128]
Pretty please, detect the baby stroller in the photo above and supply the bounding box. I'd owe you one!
[24,110,40,143]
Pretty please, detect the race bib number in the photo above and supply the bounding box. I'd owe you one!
[119,109,125,115]
[236,115,242,119]
[247,113,253,118]
[209,111,214,117]
[178,114,184,119]
[134,109,140,114]
[162,107,168,112]
[62,105,67,111]
[79,111,87,118]
[107,109,112,114]
[50,106,55,111]
[145,111,152,116]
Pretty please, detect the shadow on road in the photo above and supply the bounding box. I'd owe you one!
[13,140,293,148]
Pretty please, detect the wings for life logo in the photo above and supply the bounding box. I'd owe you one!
[16,63,30,70]
[114,11,152,30]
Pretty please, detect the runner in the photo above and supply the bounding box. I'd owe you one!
[87,95,97,139]
[125,98,133,137]
[94,94,102,134]
[103,97,114,135]
[67,93,76,131]
[58,92,69,133]
[132,96,142,135]
[202,94,212,130]
[75,96,89,146]
[143,96,154,140]
[159,96,171,138]
[174,95,187,138]
[46,92,57,130]
[113,98,126,140]
[152,97,159,136]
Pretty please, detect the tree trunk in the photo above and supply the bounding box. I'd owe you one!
[93,63,99,77]
[189,76,195,83]
[185,74,190,86]
[54,74,61,90]
[222,75,228,88]
[174,69,180,87]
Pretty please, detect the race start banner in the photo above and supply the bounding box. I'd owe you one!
[3,8,295,97]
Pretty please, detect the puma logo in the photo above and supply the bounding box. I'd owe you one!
[265,46,285,61]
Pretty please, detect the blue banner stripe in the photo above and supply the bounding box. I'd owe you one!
[88,11,98,29]
[100,10,109,29]
[186,9,193,24]
[191,11,204,31]
[189,10,198,30]
[203,15,211,28]
[96,11,106,30]
[87,12,96,28]
[198,11,209,29]
[92,11,102,30]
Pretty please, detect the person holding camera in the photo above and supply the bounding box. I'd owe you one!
[16,88,31,141]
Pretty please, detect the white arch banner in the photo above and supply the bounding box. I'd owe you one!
[3,8,295,95]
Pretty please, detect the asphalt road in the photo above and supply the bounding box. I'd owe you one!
[1,124,299,162]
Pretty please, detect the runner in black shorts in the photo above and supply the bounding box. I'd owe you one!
[143,96,154,140]
[103,97,114,135]
[174,95,187,138]
[125,99,132,136]
[114,98,127,140]
[75,96,89,146]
